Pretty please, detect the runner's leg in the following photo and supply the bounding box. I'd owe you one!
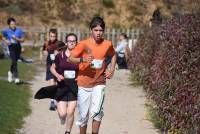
[91,85,106,134]
[57,101,67,123]
[66,101,76,132]
[77,87,92,134]
[48,79,56,110]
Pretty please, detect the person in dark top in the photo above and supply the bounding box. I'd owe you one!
[50,33,78,134]
[42,28,58,111]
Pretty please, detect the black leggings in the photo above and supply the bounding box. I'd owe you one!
[8,44,21,78]
[116,56,128,69]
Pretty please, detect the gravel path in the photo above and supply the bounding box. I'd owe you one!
[19,69,159,134]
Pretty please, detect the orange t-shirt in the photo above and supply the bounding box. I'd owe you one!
[71,38,115,88]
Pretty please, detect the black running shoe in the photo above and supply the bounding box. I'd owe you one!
[49,101,56,111]
[64,131,70,134]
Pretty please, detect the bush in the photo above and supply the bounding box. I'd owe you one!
[102,0,115,8]
[129,13,200,133]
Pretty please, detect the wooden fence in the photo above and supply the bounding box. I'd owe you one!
[1,26,141,47]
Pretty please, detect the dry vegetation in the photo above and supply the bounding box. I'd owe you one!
[0,0,199,28]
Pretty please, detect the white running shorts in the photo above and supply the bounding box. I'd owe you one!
[76,85,106,127]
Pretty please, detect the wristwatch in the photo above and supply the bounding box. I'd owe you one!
[80,57,84,62]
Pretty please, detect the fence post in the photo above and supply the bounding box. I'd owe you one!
[111,28,115,45]
[126,28,130,38]
[57,27,61,41]
[136,28,140,39]
[39,33,45,46]
[77,29,81,42]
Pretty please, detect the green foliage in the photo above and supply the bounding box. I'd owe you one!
[102,0,115,8]
[94,10,101,18]
[62,0,78,5]
[112,22,121,29]
[4,4,23,15]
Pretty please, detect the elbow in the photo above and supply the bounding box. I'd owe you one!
[50,64,56,75]
[50,66,53,74]
[113,54,117,62]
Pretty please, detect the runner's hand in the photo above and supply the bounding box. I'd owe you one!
[86,54,93,63]
[43,50,48,56]
[12,35,17,40]
[104,69,115,79]
[56,74,64,82]
[5,40,11,45]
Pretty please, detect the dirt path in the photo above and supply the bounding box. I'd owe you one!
[19,69,159,134]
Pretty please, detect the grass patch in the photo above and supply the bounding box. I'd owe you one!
[0,57,36,134]
[0,80,31,134]
[0,45,39,80]
[21,46,41,58]
[129,71,142,86]
[0,59,35,80]
[145,101,163,131]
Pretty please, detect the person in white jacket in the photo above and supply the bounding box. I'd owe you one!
[115,33,128,69]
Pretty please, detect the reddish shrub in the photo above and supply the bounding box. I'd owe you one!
[129,13,200,133]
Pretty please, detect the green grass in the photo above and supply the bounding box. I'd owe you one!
[0,58,36,134]
[145,101,163,132]
[21,46,41,58]
[129,71,142,87]
[0,58,35,80]
[0,46,39,80]
[0,81,31,134]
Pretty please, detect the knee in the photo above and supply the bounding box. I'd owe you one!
[92,111,104,122]
[76,116,89,127]
[66,109,75,117]
[58,112,66,119]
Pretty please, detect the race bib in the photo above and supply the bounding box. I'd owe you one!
[50,54,55,61]
[91,59,103,69]
[64,70,75,79]
[11,38,16,44]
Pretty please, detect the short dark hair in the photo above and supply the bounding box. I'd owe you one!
[49,28,57,35]
[89,16,105,31]
[7,17,16,25]
[65,33,77,43]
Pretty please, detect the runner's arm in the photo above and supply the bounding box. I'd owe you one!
[50,63,64,82]
[42,42,48,56]
[105,53,117,79]
[2,36,10,45]
[1,31,11,45]
[13,35,24,43]
[110,53,117,71]
[68,54,92,64]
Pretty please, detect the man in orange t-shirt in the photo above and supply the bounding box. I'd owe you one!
[69,16,116,134]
